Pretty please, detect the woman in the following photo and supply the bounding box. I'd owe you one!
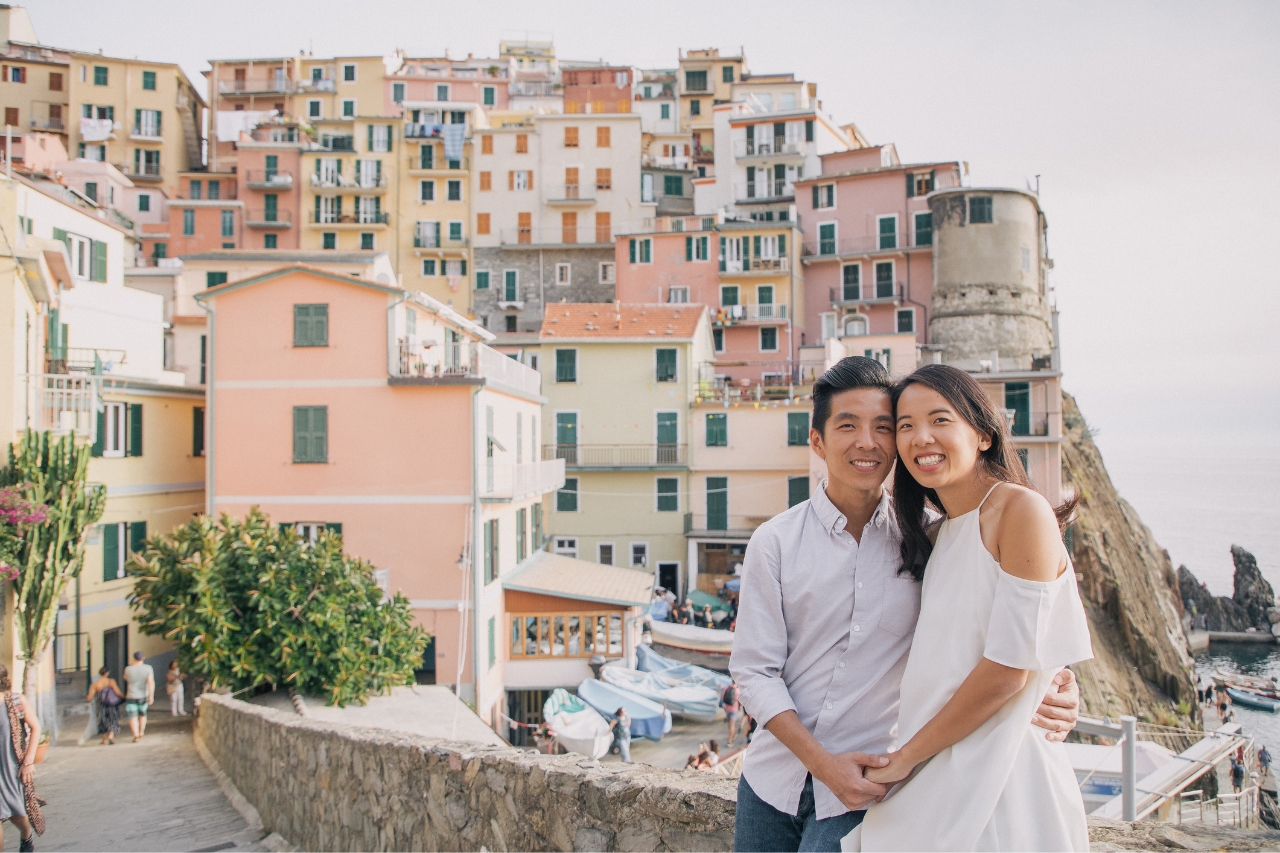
[0,665,41,851]
[608,707,631,763]
[87,667,122,746]
[844,365,1092,852]
[166,661,185,717]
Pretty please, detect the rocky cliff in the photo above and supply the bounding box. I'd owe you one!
[1062,393,1199,725]
[1180,547,1278,633]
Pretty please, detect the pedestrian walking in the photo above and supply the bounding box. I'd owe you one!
[1259,745,1272,775]
[609,707,631,763]
[720,680,742,747]
[0,665,42,851]
[1230,757,1245,794]
[86,667,122,745]
[1217,686,1231,723]
[122,652,154,742]
[165,661,185,717]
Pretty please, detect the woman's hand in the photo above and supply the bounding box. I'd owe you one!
[862,750,918,786]
[19,763,32,786]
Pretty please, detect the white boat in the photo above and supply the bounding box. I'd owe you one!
[636,643,733,693]
[541,688,612,759]
[600,665,722,723]
[648,621,734,672]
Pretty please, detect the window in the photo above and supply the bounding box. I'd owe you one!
[392,82,405,103]
[875,261,895,298]
[685,70,708,91]
[812,184,835,209]
[788,476,810,508]
[598,543,614,565]
[668,286,689,303]
[137,193,150,212]
[483,519,498,583]
[475,270,489,289]
[689,99,701,116]
[418,143,435,170]
[505,316,517,333]
[182,209,195,236]
[595,168,611,190]
[421,259,437,276]
[93,66,108,86]
[657,478,679,512]
[656,348,677,382]
[481,135,493,155]
[207,180,220,200]
[1005,382,1031,437]
[819,222,836,255]
[308,99,321,119]
[92,401,143,458]
[221,210,234,238]
[515,134,528,154]
[448,221,462,242]
[192,406,205,456]
[720,285,739,307]
[969,196,993,223]
[101,521,146,582]
[343,64,357,82]
[628,237,651,264]
[897,308,916,334]
[369,125,391,153]
[596,126,610,147]
[722,66,734,83]
[641,173,654,203]
[663,174,682,197]
[503,269,519,301]
[84,182,98,203]
[483,86,495,106]
[706,413,727,447]
[264,234,277,249]
[599,262,615,284]
[292,406,328,463]
[436,83,449,101]
[419,180,434,202]
[787,412,809,446]
[360,233,374,250]
[660,103,670,120]
[511,170,532,190]
[555,263,571,286]
[760,327,778,352]
[49,71,62,91]
[564,126,578,147]
[915,212,933,247]
[476,212,490,235]
[322,232,336,249]
[878,215,897,250]
[138,69,156,91]
[631,544,648,568]
[712,328,724,352]
[557,478,579,512]
[294,304,329,346]
[805,119,814,142]
[907,170,935,197]
[842,265,861,301]
[555,349,577,383]
[342,99,355,118]
[447,179,461,200]
[205,272,227,288]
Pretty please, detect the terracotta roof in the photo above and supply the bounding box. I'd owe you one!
[539,303,707,341]
[503,551,653,608]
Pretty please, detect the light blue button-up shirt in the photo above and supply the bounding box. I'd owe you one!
[730,482,920,820]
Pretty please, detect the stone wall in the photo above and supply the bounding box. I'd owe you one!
[196,693,737,852]
[473,246,616,334]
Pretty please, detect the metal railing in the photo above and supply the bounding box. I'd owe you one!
[1177,787,1260,828]
[392,339,543,398]
[714,303,789,324]
[635,215,719,234]
[482,459,566,500]
[695,363,816,402]
[500,226,615,246]
[297,78,336,93]
[250,126,301,143]
[218,76,294,95]
[405,123,469,139]
[545,184,595,203]
[509,82,558,97]
[61,347,126,373]
[28,115,64,131]
[735,140,804,158]
[319,135,355,151]
[25,374,98,439]
[243,170,294,189]
[723,257,790,274]
[309,172,387,189]
[122,162,162,179]
[642,154,690,169]
[830,282,905,304]
[245,209,292,227]
[684,513,771,535]
[413,230,468,249]
[735,181,795,202]
[542,444,687,467]
[53,631,90,674]
[805,232,932,257]
[308,211,390,225]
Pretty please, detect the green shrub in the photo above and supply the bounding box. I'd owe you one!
[128,508,429,706]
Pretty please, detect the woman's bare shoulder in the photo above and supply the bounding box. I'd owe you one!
[990,485,1064,582]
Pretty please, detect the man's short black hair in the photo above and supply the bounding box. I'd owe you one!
[811,356,893,436]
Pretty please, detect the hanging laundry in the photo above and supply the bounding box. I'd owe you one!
[215,110,277,142]
[442,123,466,161]
[78,117,113,142]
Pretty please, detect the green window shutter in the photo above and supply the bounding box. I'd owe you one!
[753,235,761,258]
[134,108,140,131]
[294,305,310,345]
[367,124,373,151]
[325,523,343,541]
[52,227,68,249]
[706,413,727,447]
[92,409,105,457]
[315,158,321,176]
[314,195,321,222]
[192,407,204,456]
[787,411,809,446]
[278,523,292,535]
[102,523,119,582]
[778,233,786,256]
[741,236,750,262]
[685,236,693,261]
[386,126,393,152]
[906,172,916,197]
[293,407,309,460]
[629,238,636,263]
[475,271,489,289]
[656,478,678,512]
[129,521,147,557]
[656,348,676,382]
[706,477,728,530]
[805,119,814,142]
[126,403,143,457]
[313,407,328,461]
[812,186,819,208]
[788,476,809,508]
[555,349,576,383]
[314,305,329,344]
[265,154,277,173]
[483,520,494,583]
[91,240,107,281]
[1005,382,1032,437]
[719,236,726,272]
[335,159,342,175]
[488,617,495,668]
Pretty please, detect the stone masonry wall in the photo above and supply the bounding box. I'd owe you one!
[473,247,616,334]
[196,693,737,852]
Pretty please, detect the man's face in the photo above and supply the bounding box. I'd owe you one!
[811,388,896,492]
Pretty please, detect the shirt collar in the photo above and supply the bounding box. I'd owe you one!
[811,480,893,535]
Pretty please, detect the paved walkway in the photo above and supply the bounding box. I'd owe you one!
[25,710,266,852]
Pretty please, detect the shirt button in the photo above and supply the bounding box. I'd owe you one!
[826,703,833,710]
[853,625,861,632]
[857,582,863,589]
[839,661,846,668]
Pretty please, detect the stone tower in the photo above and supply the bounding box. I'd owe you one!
[927,188,1053,371]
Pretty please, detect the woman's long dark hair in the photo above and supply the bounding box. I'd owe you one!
[892,364,1076,581]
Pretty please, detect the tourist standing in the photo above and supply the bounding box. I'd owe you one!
[1259,745,1272,776]
[1230,757,1245,794]
[0,665,42,851]
[721,680,742,747]
[650,589,670,623]
[675,599,694,625]
[166,661,185,717]
[86,667,122,745]
[122,652,154,742]
[609,707,631,763]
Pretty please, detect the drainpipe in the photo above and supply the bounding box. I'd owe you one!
[386,292,409,375]
[470,383,483,716]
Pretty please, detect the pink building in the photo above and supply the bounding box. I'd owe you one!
[385,57,510,116]
[197,264,564,722]
[795,145,960,354]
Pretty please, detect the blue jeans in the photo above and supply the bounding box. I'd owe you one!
[734,774,865,852]
[613,737,631,762]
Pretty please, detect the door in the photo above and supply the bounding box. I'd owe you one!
[875,262,894,299]
[103,626,128,686]
[656,412,678,464]
[416,636,436,684]
[564,167,579,199]
[706,477,728,531]
[757,285,774,320]
[555,412,577,464]
[264,194,278,222]
[658,563,680,597]
[1004,382,1031,436]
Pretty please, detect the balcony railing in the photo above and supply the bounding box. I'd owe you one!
[693,146,714,163]
[805,232,931,257]
[735,140,804,158]
[509,82,558,97]
[695,362,820,402]
[244,170,294,189]
[308,211,390,225]
[714,303,789,324]
[723,257,790,274]
[542,444,687,468]
[482,459,566,500]
[121,162,162,180]
[545,184,595,204]
[735,181,795,202]
[642,154,691,169]
[829,282,905,304]
[413,230,468,249]
[319,135,355,151]
[218,77,294,95]
[245,209,292,228]
[298,78,335,93]
[392,338,542,398]
[28,115,64,131]
[310,172,387,190]
[250,127,301,143]
[684,513,770,535]
[500,226,614,246]
[25,374,98,439]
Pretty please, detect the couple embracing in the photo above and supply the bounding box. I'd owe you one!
[729,357,1092,852]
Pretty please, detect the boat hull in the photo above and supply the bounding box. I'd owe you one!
[1227,687,1280,712]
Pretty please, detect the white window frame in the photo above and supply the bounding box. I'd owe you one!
[513,170,531,191]
[640,172,654,203]
[597,542,616,565]
[307,99,322,119]
[877,214,898,250]
[67,233,91,280]
[419,179,434,202]
[897,307,916,335]
[655,477,680,512]
[719,285,739,307]
[759,326,780,353]
[447,179,462,201]
[341,99,356,118]
[814,183,836,209]
[759,235,779,259]
[630,542,649,569]
[436,83,450,101]
[421,258,437,276]
[692,235,709,261]
[599,262,616,284]
[843,312,870,337]
[447,220,463,242]
[667,286,689,303]
[102,401,126,457]
[555,263,571,286]
[342,63,357,83]
[371,125,391,153]
[554,537,578,557]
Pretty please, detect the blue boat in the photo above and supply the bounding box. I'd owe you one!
[636,643,733,693]
[576,678,672,740]
[600,665,722,723]
[1227,687,1280,712]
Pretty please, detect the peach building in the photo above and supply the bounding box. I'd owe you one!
[561,64,634,115]
[197,264,564,723]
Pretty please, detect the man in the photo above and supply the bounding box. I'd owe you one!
[122,650,155,742]
[650,588,671,623]
[676,599,694,625]
[730,357,1080,852]
[722,679,743,747]
[1230,757,1245,793]
[609,707,631,763]
[1259,744,1272,777]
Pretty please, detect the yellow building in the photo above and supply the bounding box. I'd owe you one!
[299,116,400,254]
[539,302,712,596]
[678,48,746,169]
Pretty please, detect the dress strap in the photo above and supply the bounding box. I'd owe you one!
[977,481,1003,511]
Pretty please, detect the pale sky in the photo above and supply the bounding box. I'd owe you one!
[24,0,1280,452]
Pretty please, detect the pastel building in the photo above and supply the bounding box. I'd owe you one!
[677,48,747,173]
[385,55,509,115]
[539,303,712,596]
[198,264,563,725]
[299,115,399,254]
[561,64,635,115]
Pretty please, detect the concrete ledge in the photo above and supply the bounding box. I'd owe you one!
[1208,631,1277,644]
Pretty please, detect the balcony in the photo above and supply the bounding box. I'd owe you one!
[509,82,558,97]
[318,135,355,151]
[297,78,336,93]
[684,513,768,538]
[735,181,795,203]
[713,303,789,326]
[413,229,468,250]
[245,209,292,228]
[121,162,162,182]
[541,443,687,469]
[28,115,64,132]
[695,362,818,403]
[693,146,714,164]
[25,374,98,439]
[829,281,905,306]
[734,140,805,160]
[250,126,301,143]
[545,184,595,205]
[218,76,294,95]
[307,211,390,227]
[722,257,790,275]
[130,126,163,142]
[482,459,566,501]
[500,226,614,247]
[404,123,468,140]
[390,338,543,398]
[244,170,294,190]
[804,232,931,258]
[642,154,691,170]
[309,172,387,192]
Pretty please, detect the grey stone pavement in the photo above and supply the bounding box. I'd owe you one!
[23,706,267,853]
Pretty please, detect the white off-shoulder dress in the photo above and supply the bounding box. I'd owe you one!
[844,485,1094,852]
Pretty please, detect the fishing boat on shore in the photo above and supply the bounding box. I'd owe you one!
[1212,668,1280,694]
[576,678,673,740]
[1226,687,1280,712]
[648,621,734,672]
[636,644,733,693]
[599,664,722,723]
[542,688,612,759]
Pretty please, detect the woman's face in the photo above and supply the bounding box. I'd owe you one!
[895,383,990,492]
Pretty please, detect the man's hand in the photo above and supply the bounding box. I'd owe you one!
[815,751,890,812]
[1032,668,1080,742]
